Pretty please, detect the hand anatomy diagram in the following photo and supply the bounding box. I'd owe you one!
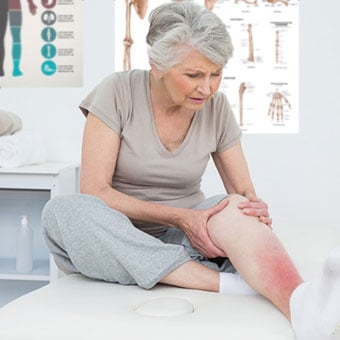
[239,85,292,125]
[268,91,291,123]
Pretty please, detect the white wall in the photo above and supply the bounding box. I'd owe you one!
[1,0,340,229]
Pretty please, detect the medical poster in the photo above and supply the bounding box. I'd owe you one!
[0,0,83,88]
[114,0,299,133]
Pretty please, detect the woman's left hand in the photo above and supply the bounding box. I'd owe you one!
[237,195,272,229]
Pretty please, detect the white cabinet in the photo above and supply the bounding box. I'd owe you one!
[0,162,79,283]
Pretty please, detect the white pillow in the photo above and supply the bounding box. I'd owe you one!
[0,110,23,136]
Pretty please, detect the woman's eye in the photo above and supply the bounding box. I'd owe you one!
[186,74,200,78]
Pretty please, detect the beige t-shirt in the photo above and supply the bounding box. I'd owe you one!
[80,70,241,235]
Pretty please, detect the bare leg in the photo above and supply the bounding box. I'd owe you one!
[207,194,303,318]
[162,193,303,319]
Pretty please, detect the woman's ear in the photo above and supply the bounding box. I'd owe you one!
[150,63,163,79]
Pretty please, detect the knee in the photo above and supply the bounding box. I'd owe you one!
[42,195,72,235]
[42,194,94,234]
[208,193,258,232]
[43,194,75,220]
[227,193,249,206]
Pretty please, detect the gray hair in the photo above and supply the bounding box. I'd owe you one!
[146,1,233,72]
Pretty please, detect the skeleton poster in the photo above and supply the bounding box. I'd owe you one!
[0,0,83,88]
[114,0,299,133]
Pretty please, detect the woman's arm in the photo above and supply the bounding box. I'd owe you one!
[212,142,272,227]
[81,113,179,225]
[212,142,255,196]
[81,113,227,257]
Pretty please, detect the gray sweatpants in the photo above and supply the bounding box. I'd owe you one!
[42,194,235,289]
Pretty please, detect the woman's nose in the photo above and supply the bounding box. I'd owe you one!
[197,78,210,95]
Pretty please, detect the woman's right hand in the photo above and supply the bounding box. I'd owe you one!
[179,199,229,258]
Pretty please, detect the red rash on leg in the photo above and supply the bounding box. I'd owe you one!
[207,194,303,318]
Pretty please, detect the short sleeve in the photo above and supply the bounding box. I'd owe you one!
[214,92,242,153]
[79,73,132,136]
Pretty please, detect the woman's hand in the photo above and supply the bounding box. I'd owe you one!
[238,195,272,229]
[179,199,229,258]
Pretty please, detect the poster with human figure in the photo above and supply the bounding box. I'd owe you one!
[0,0,83,87]
[114,0,299,134]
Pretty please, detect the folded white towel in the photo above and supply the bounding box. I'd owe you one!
[0,130,46,168]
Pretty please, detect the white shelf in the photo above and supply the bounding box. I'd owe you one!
[0,161,79,175]
[0,162,80,191]
[0,162,79,282]
[0,259,50,282]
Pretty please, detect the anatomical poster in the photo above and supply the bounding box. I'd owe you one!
[0,0,83,88]
[114,0,299,133]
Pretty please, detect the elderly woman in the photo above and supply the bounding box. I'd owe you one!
[42,2,340,340]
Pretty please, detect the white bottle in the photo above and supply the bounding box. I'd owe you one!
[16,215,33,274]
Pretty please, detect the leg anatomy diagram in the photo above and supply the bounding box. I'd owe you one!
[268,91,291,123]
[123,0,148,71]
[238,82,247,127]
[247,24,255,62]
[275,30,280,64]
[0,0,37,77]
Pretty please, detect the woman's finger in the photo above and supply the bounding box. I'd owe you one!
[238,201,268,209]
[242,207,269,217]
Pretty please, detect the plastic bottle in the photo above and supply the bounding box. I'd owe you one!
[16,215,33,274]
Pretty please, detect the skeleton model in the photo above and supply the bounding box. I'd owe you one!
[268,91,291,123]
[267,0,289,6]
[123,0,148,70]
[235,0,258,5]
[238,82,247,127]
[247,24,255,62]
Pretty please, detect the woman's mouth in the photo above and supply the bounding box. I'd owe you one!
[190,97,206,104]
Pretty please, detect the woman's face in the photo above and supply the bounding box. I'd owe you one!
[159,49,223,112]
